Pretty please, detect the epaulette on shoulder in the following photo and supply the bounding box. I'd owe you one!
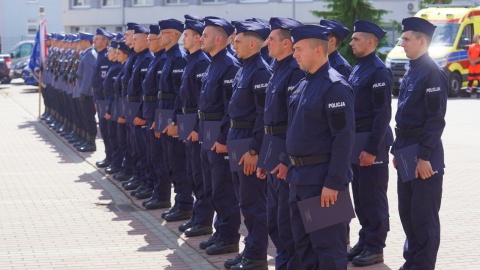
[328,68,341,83]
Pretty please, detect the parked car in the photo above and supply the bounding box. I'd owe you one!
[0,54,12,84]
[7,40,35,80]
[22,60,38,86]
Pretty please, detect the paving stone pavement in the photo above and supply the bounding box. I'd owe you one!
[0,79,479,269]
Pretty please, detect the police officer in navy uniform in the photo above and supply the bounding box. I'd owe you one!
[141,25,171,210]
[125,25,154,200]
[394,17,447,270]
[176,18,215,237]
[157,19,192,222]
[319,19,353,78]
[76,33,98,153]
[287,24,355,270]
[84,28,113,156]
[196,16,241,258]
[256,17,304,270]
[102,38,123,176]
[347,20,393,266]
[115,22,138,184]
[226,20,272,270]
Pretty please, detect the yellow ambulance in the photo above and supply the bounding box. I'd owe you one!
[385,5,480,97]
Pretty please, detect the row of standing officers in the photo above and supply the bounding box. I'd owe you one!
[40,15,446,270]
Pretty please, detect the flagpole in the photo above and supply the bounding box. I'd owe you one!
[38,75,42,119]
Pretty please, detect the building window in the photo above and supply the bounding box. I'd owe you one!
[202,0,226,3]
[166,0,189,5]
[72,0,91,8]
[132,0,154,6]
[27,18,37,36]
[102,0,122,7]
[239,0,268,3]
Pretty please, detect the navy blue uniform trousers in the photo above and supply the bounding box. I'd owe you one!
[147,119,171,201]
[162,135,192,210]
[200,148,240,243]
[398,174,442,270]
[289,184,348,270]
[351,164,390,253]
[186,140,214,226]
[232,171,268,260]
[267,174,300,270]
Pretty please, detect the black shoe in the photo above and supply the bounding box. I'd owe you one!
[206,240,239,255]
[96,159,111,168]
[105,166,121,174]
[130,185,146,197]
[224,252,244,269]
[77,142,96,152]
[123,180,141,191]
[73,139,86,147]
[122,176,137,187]
[347,244,363,261]
[164,208,192,222]
[113,172,133,182]
[135,188,153,199]
[199,235,217,250]
[185,224,213,237]
[230,257,268,270]
[142,197,154,207]
[352,251,384,266]
[399,267,410,270]
[145,199,171,210]
[161,206,178,218]
[178,219,195,232]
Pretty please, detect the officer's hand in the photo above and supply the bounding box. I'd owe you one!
[320,187,338,208]
[117,117,126,124]
[187,131,198,142]
[239,152,258,176]
[166,125,178,137]
[392,157,397,169]
[415,158,435,180]
[133,117,146,126]
[105,113,111,120]
[256,168,267,180]
[359,151,376,167]
[155,131,162,138]
[271,163,288,180]
[211,142,227,153]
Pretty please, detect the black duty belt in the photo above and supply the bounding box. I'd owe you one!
[289,153,331,168]
[182,107,198,114]
[114,94,121,99]
[157,92,175,100]
[143,95,158,102]
[264,125,287,135]
[230,120,254,129]
[126,95,141,102]
[92,87,98,93]
[198,111,223,121]
[355,117,373,129]
[395,127,422,138]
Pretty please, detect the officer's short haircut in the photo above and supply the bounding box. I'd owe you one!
[411,30,432,46]
[329,33,341,48]
[309,38,328,57]
[243,31,264,49]
[277,28,292,42]
[210,25,229,43]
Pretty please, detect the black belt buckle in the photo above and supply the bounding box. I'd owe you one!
[230,119,235,128]
[198,111,204,120]
[289,156,302,167]
[264,126,272,135]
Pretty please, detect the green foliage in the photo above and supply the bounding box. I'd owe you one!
[311,0,389,65]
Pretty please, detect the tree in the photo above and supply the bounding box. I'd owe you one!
[311,0,389,64]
